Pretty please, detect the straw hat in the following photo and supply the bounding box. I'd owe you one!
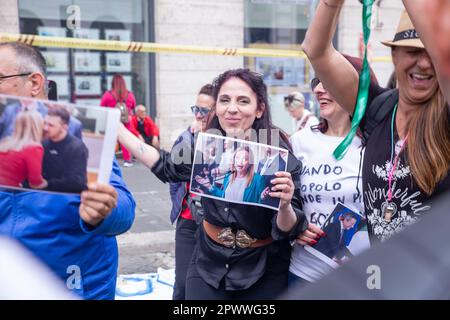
[381,10,424,48]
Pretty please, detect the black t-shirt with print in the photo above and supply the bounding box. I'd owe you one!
[361,84,450,242]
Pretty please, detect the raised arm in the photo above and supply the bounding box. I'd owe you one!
[402,0,450,104]
[117,122,161,168]
[118,123,193,183]
[302,0,359,114]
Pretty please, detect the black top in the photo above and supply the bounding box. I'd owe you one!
[151,134,307,291]
[43,133,89,193]
[360,84,450,242]
[137,119,148,138]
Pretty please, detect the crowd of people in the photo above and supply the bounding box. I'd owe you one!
[100,74,160,167]
[0,0,449,300]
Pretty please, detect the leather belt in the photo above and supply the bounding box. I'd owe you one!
[203,220,273,249]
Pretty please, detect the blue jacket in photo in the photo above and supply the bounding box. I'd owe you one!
[210,173,266,204]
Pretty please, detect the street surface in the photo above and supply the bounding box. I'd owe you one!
[118,160,176,274]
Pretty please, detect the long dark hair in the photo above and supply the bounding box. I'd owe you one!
[406,88,450,195]
[206,68,291,149]
[111,74,129,102]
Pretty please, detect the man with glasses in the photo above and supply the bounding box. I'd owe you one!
[0,45,48,140]
[0,56,81,140]
[0,42,135,299]
[169,83,214,300]
[284,91,318,132]
[0,72,32,82]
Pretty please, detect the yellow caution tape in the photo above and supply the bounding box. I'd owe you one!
[0,32,392,62]
[0,32,307,59]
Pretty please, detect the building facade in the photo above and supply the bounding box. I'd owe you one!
[0,0,403,149]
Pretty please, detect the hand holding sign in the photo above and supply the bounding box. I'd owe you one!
[79,182,118,227]
[268,171,295,210]
[296,223,325,246]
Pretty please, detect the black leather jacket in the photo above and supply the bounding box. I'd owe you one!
[151,135,307,292]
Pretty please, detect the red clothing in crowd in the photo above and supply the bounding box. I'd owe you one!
[129,115,160,139]
[0,145,45,188]
[100,90,136,162]
[180,182,193,220]
[99,91,137,114]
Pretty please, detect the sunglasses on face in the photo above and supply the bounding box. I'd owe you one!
[283,95,302,104]
[310,77,321,91]
[191,105,210,116]
[284,94,305,110]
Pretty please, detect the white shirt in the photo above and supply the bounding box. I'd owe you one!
[289,126,366,282]
[218,150,234,173]
[259,155,277,176]
[225,177,247,202]
[216,150,234,184]
[295,109,319,132]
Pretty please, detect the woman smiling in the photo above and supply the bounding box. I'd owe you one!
[117,68,307,299]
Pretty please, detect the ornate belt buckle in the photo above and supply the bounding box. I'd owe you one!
[217,227,235,248]
[235,229,257,248]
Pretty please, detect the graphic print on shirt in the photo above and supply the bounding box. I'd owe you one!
[289,128,370,283]
[299,163,363,227]
[300,160,370,256]
[365,158,430,242]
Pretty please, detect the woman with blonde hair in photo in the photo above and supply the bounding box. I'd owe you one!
[0,110,47,189]
[195,146,266,204]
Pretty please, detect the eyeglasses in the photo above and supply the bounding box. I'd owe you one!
[284,94,302,108]
[0,72,32,83]
[191,105,211,116]
[283,95,294,104]
[310,77,321,91]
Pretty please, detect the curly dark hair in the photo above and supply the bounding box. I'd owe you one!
[206,68,291,149]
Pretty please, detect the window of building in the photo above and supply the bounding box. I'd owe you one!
[245,0,333,134]
[18,0,155,117]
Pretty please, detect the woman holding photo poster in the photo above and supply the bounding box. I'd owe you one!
[288,56,376,289]
[117,68,307,299]
[0,110,47,189]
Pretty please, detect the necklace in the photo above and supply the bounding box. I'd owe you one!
[382,104,408,223]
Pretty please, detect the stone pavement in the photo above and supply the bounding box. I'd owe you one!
[117,160,176,274]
